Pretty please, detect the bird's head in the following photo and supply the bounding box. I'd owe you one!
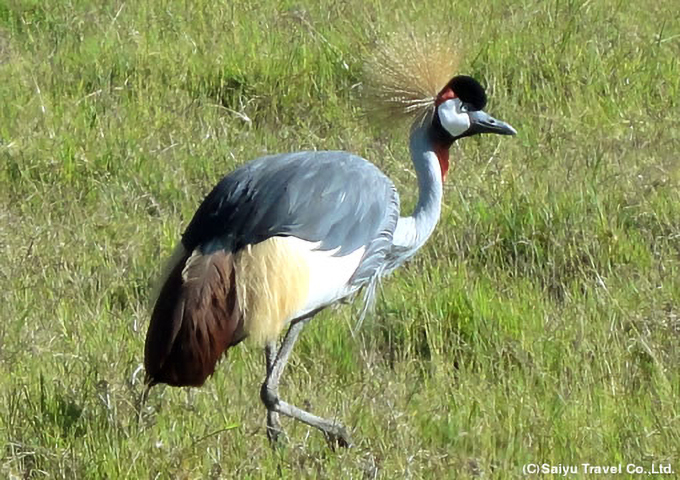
[362,31,517,181]
[434,75,516,141]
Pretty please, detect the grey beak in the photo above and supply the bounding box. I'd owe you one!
[468,110,517,136]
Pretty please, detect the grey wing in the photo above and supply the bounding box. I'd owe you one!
[182,151,400,287]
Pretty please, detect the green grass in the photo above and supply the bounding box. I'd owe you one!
[1,0,679,477]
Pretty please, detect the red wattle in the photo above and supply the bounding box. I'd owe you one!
[434,146,450,181]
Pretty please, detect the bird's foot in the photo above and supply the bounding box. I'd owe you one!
[323,424,353,449]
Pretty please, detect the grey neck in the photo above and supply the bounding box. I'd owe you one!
[389,121,445,265]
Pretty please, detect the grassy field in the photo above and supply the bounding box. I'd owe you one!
[1,0,679,477]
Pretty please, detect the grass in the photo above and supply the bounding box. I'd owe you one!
[1,0,679,477]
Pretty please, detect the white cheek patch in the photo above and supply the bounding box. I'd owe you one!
[438,98,470,138]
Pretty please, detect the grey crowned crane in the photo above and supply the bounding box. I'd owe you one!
[143,34,516,447]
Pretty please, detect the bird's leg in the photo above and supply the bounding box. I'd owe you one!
[265,342,278,373]
[263,341,283,444]
[260,317,352,448]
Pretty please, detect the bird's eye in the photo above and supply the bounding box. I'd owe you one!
[459,104,468,113]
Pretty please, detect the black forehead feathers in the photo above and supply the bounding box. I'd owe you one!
[448,75,487,111]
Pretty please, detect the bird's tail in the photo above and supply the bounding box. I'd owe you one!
[144,245,244,387]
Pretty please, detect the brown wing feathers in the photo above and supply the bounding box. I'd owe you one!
[144,249,243,387]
